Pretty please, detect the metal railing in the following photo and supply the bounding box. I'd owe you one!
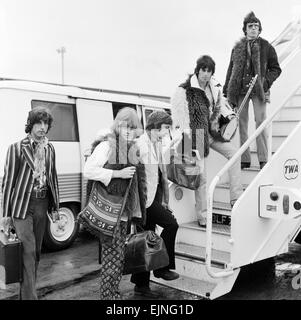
[206,79,301,278]
[205,33,301,278]
[272,20,301,62]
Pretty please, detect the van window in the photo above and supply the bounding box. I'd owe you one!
[31,100,79,142]
[112,102,137,119]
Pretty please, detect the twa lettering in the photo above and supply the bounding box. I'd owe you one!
[285,165,298,174]
[284,159,299,180]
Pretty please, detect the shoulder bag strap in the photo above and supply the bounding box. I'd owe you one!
[112,174,135,238]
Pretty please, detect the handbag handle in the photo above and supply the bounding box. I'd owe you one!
[129,221,144,235]
[173,133,200,160]
[112,173,135,238]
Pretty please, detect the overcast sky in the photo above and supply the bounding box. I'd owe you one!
[1,0,300,96]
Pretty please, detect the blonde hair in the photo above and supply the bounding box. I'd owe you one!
[111,107,142,137]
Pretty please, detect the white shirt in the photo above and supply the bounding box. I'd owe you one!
[83,140,113,186]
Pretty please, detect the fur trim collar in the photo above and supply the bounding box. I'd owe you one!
[227,37,265,105]
[190,75,221,105]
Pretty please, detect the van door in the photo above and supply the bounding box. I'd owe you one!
[76,98,114,208]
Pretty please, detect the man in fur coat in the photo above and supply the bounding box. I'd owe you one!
[223,11,281,170]
[171,55,242,227]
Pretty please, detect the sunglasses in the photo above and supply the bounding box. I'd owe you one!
[247,23,260,29]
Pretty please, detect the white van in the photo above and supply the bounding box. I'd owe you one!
[2,73,301,299]
[0,79,171,251]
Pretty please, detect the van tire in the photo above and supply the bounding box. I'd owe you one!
[43,204,80,251]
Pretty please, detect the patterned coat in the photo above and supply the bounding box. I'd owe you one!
[1,136,59,219]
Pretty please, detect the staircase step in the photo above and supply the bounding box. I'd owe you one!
[214,183,248,203]
[151,272,217,299]
[272,120,300,136]
[250,135,286,154]
[213,201,231,224]
[287,94,301,106]
[213,201,231,214]
[180,221,231,235]
[176,242,230,266]
[250,151,260,166]
[276,107,301,121]
[177,221,232,252]
[151,258,240,299]
[272,135,287,152]
[241,166,260,185]
[250,151,275,166]
[168,184,233,224]
[214,184,231,203]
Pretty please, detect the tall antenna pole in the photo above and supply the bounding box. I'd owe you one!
[56,46,66,84]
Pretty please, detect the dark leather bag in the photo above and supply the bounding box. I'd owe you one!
[166,133,201,190]
[167,152,201,190]
[123,226,169,275]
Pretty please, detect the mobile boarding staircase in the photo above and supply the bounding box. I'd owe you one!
[151,19,301,299]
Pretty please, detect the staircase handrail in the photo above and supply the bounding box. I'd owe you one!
[271,20,301,64]
[272,20,301,47]
[276,33,301,64]
[205,78,301,279]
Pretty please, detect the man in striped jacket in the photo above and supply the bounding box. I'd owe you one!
[1,107,60,300]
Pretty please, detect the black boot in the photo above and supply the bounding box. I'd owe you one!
[241,162,250,169]
[260,162,267,169]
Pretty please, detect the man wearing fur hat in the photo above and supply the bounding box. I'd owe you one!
[223,11,281,170]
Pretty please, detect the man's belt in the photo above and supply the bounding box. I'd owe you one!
[31,188,48,199]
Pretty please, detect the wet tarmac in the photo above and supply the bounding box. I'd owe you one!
[2,230,301,300]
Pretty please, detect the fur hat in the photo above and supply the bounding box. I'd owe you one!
[146,110,172,131]
[242,11,262,35]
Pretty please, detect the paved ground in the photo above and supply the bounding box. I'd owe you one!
[40,275,201,300]
[0,231,200,300]
[2,230,301,300]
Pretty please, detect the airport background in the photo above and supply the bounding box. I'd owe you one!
[0,0,300,96]
[1,0,301,302]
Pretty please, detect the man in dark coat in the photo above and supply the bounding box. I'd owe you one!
[223,11,282,170]
[0,107,60,300]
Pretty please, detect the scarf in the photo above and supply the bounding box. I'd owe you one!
[29,135,48,189]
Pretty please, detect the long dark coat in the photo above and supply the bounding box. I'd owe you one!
[223,37,282,106]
